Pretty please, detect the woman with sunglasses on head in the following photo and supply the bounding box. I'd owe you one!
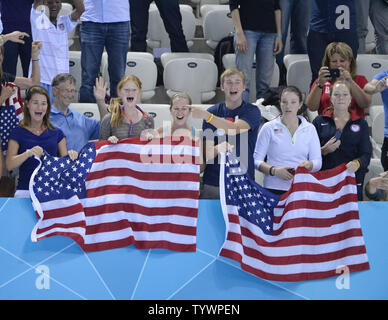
[99,75,154,143]
[6,86,78,198]
[312,80,372,200]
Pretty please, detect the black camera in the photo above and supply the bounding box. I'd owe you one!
[328,68,340,78]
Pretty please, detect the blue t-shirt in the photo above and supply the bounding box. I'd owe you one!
[50,106,100,153]
[202,101,261,187]
[373,69,388,138]
[309,0,357,34]
[9,126,65,191]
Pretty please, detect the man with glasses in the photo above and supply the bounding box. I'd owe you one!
[50,73,106,152]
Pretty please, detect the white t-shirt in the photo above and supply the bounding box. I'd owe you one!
[30,6,78,85]
[254,116,322,191]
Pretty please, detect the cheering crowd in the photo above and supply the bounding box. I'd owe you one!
[0,0,388,201]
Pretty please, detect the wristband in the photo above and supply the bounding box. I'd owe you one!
[32,59,39,62]
[355,160,360,170]
[317,82,324,89]
[276,34,282,39]
[206,113,214,123]
[269,166,275,176]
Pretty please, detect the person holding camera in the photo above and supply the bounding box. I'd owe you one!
[306,42,371,117]
[312,80,372,200]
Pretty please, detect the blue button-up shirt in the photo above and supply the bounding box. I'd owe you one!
[50,106,100,153]
[81,0,130,23]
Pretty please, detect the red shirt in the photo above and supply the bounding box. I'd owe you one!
[311,75,368,118]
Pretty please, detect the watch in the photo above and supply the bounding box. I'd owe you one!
[317,82,324,89]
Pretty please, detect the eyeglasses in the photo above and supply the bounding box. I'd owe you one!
[58,88,78,94]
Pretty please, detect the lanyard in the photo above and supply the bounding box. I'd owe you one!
[121,105,150,136]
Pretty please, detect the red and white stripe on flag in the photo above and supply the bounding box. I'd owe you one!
[4,82,24,120]
[31,137,200,252]
[220,164,370,282]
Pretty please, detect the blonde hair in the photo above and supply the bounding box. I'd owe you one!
[170,92,192,110]
[109,75,142,128]
[220,67,246,86]
[321,42,357,79]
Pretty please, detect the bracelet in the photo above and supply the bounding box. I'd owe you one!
[206,113,214,123]
[269,166,275,176]
[32,59,39,62]
[354,160,360,170]
[276,34,282,39]
[316,82,324,89]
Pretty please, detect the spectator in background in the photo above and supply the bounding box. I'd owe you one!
[276,0,312,85]
[6,86,78,198]
[191,68,261,199]
[0,0,34,77]
[0,33,41,93]
[312,80,372,200]
[99,75,154,143]
[130,0,188,53]
[31,0,84,103]
[306,42,371,117]
[50,73,108,153]
[363,69,388,171]
[230,0,283,102]
[254,86,322,195]
[79,0,130,103]
[355,0,388,54]
[307,0,359,86]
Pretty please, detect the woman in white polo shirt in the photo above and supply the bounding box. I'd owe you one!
[254,86,322,195]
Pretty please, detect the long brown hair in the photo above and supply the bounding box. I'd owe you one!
[20,86,54,130]
[109,75,142,128]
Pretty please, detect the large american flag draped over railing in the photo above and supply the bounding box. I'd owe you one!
[219,153,370,282]
[0,83,24,154]
[30,137,200,252]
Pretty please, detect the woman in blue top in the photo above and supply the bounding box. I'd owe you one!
[6,86,78,198]
[312,80,372,200]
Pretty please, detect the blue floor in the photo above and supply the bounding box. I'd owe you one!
[0,198,387,300]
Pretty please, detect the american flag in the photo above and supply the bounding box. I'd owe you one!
[30,137,200,252]
[219,153,370,282]
[0,83,23,154]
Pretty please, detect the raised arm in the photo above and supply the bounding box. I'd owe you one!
[14,41,42,90]
[71,0,85,21]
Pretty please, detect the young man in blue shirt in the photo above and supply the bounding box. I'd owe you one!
[191,68,261,199]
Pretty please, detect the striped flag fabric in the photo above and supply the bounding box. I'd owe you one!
[30,137,200,252]
[0,83,24,154]
[219,153,370,282]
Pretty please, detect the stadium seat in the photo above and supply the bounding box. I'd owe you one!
[200,4,229,19]
[283,54,309,70]
[147,4,196,50]
[138,104,171,130]
[202,6,234,49]
[371,109,384,148]
[68,51,82,102]
[222,53,280,102]
[161,52,214,67]
[101,52,158,102]
[69,103,100,121]
[163,57,218,104]
[286,59,312,98]
[357,55,388,105]
[367,105,384,127]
